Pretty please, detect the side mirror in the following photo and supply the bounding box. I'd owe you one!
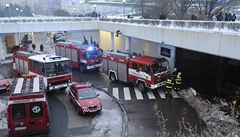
[97,94,100,97]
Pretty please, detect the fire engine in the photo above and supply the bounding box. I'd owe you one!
[55,40,102,72]
[7,77,50,137]
[102,50,172,92]
[13,50,72,91]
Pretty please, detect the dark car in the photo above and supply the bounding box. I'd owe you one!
[0,74,10,92]
[69,82,102,114]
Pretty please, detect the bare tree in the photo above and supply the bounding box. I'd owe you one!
[193,0,240,20]
[132,0,171,19]
[168,0,194,20]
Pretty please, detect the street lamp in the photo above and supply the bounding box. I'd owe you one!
[5,4,11,20]
[20,10,23,17]
[93,4,96,12]
[73,8,76,17]
[16,8,19,17]
[122,0,126,19]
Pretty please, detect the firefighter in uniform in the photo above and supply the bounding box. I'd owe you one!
[174,72,182,91]
[165,78,173,97]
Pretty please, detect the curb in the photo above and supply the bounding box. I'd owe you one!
[92,84,128,137]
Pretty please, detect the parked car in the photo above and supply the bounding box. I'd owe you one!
[0,74,10,92]
[69,82,102,114]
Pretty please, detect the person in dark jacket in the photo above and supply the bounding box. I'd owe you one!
[32,43,36,50]
[40,44,44,51]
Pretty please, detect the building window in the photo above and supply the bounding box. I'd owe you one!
[161,47,171,58]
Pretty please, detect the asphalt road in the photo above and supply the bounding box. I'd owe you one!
[0,64,204,137]
[72,69,204,137]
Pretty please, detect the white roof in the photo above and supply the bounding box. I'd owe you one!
[13,77,43,95]
[28,54,70,63]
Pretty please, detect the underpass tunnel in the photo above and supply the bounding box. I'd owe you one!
[175,48,240,97]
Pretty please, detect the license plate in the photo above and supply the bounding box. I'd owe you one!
[89,109,97,112]
[15,126,26,131]
[58,84,66,88]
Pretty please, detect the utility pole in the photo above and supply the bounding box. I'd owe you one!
[141,0,144,18]
[223,0,227,21]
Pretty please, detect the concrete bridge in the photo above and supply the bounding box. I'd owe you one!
[0,17,239,62]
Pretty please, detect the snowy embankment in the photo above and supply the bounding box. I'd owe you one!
[179,89,240,137]
[0,98,7,130]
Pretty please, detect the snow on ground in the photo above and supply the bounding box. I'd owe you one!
[179,89,240,137]
[91,90,123,137]
[92,109,122,137]
[0,98,7,130]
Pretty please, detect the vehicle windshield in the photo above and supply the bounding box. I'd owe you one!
[151,60,169,74]
[83,49,102,59]
[78,89,96,99]
[0,75,4,80]
[44,61,71,77]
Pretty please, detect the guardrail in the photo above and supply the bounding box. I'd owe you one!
[99,18,240,32]
[0,17,240,32]
[0,17,99,23]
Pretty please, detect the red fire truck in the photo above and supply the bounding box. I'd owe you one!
[13,50,72,91]
[102,51,171,92]
[55,41,102,72]
[7,77,50,137]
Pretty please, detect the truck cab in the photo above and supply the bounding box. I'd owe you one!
[128,56,171,91]
[7,77,50,137]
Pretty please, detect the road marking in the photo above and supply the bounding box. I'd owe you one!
[171,90,179,98]
[158,90,166,99]
[103,88,108,91]
[147,91,156,99]
[112,88,119,100]
[123,87,131,100]
[134,88,143,100]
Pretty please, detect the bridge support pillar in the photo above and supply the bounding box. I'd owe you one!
[0,35,6,60]
[125,36,131,52]
[111,32,114,50]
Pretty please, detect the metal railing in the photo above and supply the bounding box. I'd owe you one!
[0,17,99,24]
[99,18,240,32]
[0,17,240,32]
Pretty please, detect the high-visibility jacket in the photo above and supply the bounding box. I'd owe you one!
[166,79,173,89]
[175,72,182,85]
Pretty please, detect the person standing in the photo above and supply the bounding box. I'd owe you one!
[165,78,173,97]
[232,13,236,22]
[40,44,44,51]
[174,72,182,91]
[32,43,36,50]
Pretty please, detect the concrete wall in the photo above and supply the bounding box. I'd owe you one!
[67,30,100,43]
[131,38,160,58]
[99,30,125,50]
[99,30,111,50]
[0,22,98,33]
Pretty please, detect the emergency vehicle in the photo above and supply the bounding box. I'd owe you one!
[7,77,50,137]
[102,51,171,92]
[13,50,72,90]
[55,40,102,72]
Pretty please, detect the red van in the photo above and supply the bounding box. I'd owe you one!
[7,77,50,137]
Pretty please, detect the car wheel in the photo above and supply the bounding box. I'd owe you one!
[137,82,146,93]
[79,64,85,72]
[110,72,117,82]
